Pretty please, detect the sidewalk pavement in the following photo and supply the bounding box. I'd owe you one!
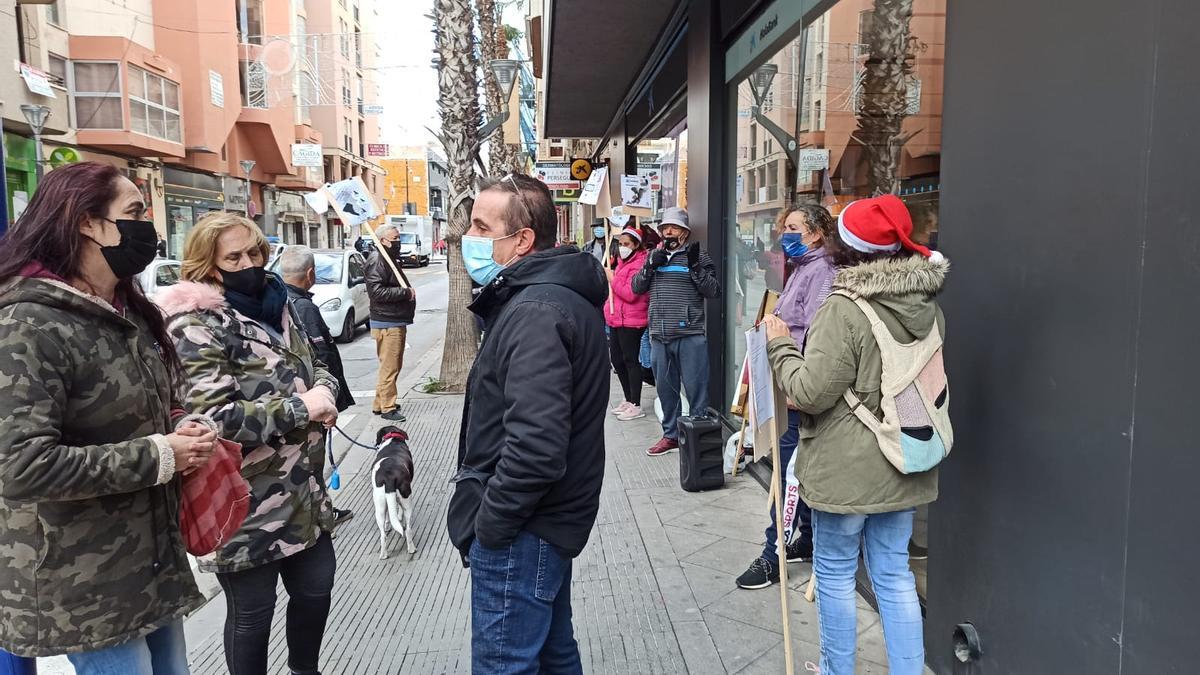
[182,342,917,674]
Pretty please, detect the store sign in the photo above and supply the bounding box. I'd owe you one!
[797,148,829,171]
[362,105,385,115]
[725,0,814,82]
[292,143,323,167]
[554,188,580,203]
[570,158,593,181]
[367,144,389,157]
[534,162,579,190]
[209,71,225,108]
[20,64,56,98]
[49,147,81,168]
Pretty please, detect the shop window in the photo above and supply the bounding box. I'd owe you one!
[129,65,182,143]
[71,61,123,130]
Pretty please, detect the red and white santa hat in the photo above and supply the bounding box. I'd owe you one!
[620,227,642,242]
[838,194,945,263]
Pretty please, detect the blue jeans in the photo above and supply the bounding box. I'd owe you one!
[762,410,813,562]
[651,335,710,440]
[66,620,188,675]
[811,509,924,675]
[470,531,582,675]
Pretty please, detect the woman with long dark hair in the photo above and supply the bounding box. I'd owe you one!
[0,161,217,673]
[157,211,340,675]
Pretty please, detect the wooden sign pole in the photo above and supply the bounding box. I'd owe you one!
[768,404,796,675]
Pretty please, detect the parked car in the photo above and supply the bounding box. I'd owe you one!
[137,258,182,301]
[268,242,288,266]
[268,249,370,343]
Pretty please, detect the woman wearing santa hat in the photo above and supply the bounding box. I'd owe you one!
[761,194,948,675]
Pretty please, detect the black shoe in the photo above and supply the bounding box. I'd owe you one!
[333,508,354,527]
[908,540,928,560]
[735,556,780,590]
[381,410,407,422]
[785,538,813,564]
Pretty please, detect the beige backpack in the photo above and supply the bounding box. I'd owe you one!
[832,290,953,474]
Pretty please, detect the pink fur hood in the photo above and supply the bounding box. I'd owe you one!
[154,280,227,316]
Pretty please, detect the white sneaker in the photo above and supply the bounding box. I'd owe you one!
[617,405,646,421]
[610,401,633,416]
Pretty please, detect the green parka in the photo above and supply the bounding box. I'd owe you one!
[767,255,948,514]
[0,276,203,657]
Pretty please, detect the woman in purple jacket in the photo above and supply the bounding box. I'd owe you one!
[736,203,839,590]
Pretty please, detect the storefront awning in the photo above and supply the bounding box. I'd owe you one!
[542,0,681,138]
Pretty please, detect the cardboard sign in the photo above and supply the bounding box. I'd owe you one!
[579,166,608,206]
[326,177,381,227]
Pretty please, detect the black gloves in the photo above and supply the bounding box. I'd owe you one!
[686,242,700,269]
[647,248,668,269]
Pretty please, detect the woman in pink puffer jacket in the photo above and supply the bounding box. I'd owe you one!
[604,226,651,420]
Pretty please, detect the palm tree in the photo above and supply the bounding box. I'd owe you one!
[434,0,482,391]
[852,0,920,196]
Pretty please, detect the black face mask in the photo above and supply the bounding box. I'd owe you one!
[94,218,158,279]
[663,236,682,251]
[220,266,268,296]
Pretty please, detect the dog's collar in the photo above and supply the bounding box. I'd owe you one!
[383,431,408,442]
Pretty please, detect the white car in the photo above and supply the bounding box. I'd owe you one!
[136,258,181,300]
[270,249,371,343]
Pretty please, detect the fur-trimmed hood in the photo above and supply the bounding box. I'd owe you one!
[834,254,949,340]
[154,280,226,316]
[835,254,949,299]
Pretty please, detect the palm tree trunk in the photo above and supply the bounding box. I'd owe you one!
[434,0,482,391]
[855,0,915,196]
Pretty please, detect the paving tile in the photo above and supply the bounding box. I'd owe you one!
[665,523,726,560]
[680,561,738,609]
[703,610,783,674]
[668,504,765,545]
[684,537,767,576]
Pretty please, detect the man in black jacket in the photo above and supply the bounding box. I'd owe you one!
[447,173,608,674]
[279,246,355,525]
[366,224,415,422]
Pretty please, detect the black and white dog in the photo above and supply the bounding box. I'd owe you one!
[372,426,416,559]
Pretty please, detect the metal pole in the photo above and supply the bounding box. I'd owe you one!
[32,133,43,182]
[244,173,251,217]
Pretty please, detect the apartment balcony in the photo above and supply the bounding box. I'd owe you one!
[69,36,186,158]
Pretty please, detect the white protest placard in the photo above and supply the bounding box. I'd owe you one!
[326,177,380,227]
[579,166,607,206]
[621,174,653,211]
[292,143,323,168]
[746,325,775,428]
[304,185,331,215]
[608,207,631,229]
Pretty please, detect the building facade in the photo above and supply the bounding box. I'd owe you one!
[0,0,386,253]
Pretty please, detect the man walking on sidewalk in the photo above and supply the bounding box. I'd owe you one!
[447,173,608,674]
[366,224,415,422]
[632,207,721,456]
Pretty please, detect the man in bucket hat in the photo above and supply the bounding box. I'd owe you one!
[631,207,721,456]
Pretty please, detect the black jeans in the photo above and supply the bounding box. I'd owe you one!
[609,327,646,407]
[215,532,337,675]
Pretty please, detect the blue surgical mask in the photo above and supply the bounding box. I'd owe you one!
[781,233,808,258]
[462,231,521,286]
[593,227,606,239]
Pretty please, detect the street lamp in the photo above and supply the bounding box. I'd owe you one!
[478,59,520,139]
[20,104,51,181]
[747,63,806,175]
[239,159,256,217]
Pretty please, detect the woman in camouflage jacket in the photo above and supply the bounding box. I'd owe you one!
[158,212,341,675]
[0,163,217,672]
